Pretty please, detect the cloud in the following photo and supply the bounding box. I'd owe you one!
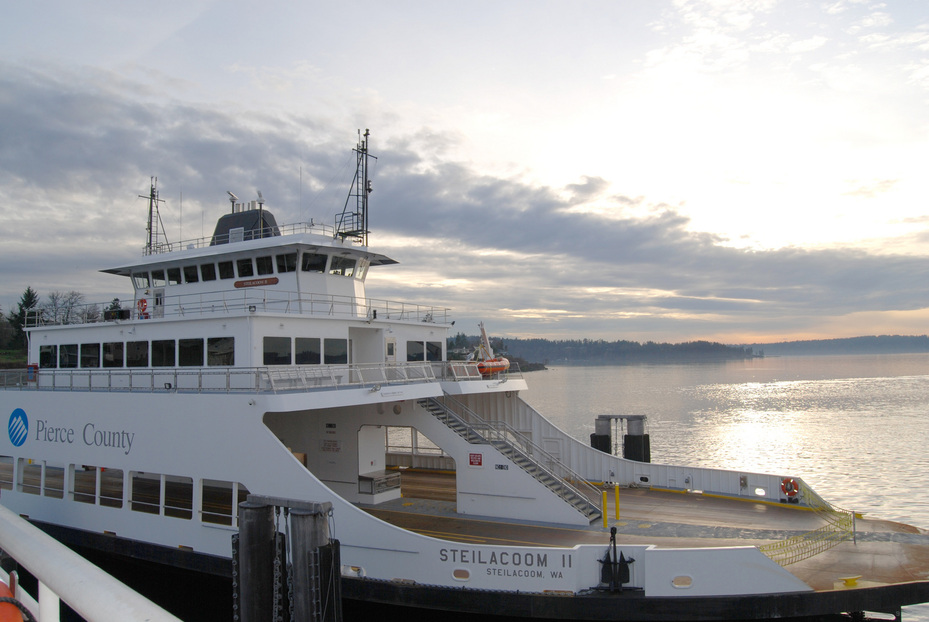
[2,62,928,343]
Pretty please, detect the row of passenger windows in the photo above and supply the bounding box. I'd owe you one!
[0,456,249,527]
[263,337,347,366]
[131,252,369,289]
[38,337,235,369]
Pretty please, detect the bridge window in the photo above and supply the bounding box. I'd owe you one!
[218,261,235,279]
[201,263,217,281]
[151,269,166,287]
[329,256,356,277]
[426,341,443,362]
[256,255,274,276]
[302,252,327,272]
[59,344,78,368]
[39,345,57,368]
[103,342,124,368]
[179,338,204,366]
[167,267,182,285]
[324,338,348,364]
[132,272,150,289]
[295,337,321,365]
[152,339,176,366]
[237,258,254,277]
[80,343,100,368]
[355,259,369,280]
[407,341,425,362]
[263,337,291,365]
[183,265,199,283]
[277,253,297,273]
[208,337,235,366]
[127,341,149,367]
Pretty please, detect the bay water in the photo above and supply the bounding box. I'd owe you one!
[522,353,929,620]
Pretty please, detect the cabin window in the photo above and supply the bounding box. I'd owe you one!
[103,342,124,368]
[179,339,204,366]
[256,255,274,276]
[127,341,149,367]
[130,471,161,515]
[167,267,182,285]
[0,456,12,491]
[44,463,65,499]
[80,343,100,368]
[18,459,41,495]
[407,341,425,362]
[164,475,193,519]
[324,338,348,365]
[218,261,235,279]
[329,256,356,277]
[276,253,297,273]
[426,341,443,362]
[132,272,150,289]
[72,465,124,507]
[237,258,254,277]
[59,344,78,368]
[201,263,217,281]
[301,253,327,273]
[208,337,235,366]
[201,479,250,526]
[183,265,199,283]
[152,340,176,367]
[39,345,57,368]
[295,337,321,365]
[263,337,291,365]
[151,269,166,287]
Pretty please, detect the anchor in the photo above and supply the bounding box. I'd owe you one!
[598,527,635,592]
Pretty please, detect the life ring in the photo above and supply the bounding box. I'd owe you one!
[0,580,24,622]
[781,478,799,497]
[137,298,147,313]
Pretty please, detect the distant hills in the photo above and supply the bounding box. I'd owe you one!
[460,334,929,366]
[742,335,929,356]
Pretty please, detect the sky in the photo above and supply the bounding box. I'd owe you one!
[2,0,929,344]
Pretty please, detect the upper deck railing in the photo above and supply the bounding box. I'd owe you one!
[0,360,520,394]
[142,221,345,256]
[25,289,451,328]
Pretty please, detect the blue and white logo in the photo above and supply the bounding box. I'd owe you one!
[8,408,28,447]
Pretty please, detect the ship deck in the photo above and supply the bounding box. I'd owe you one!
[363,470,929,593]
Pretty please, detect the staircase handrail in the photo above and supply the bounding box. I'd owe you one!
[425,397,600,517]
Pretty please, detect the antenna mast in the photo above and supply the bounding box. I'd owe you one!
[337,129,376,245]
[140,177,168,254]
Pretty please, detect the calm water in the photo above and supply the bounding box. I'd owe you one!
[522,353,929,620]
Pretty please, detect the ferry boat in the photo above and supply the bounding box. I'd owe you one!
[2,131,929,621]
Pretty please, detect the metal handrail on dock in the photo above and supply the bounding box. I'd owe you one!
[0,503,181,622]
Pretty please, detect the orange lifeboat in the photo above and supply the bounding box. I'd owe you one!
[477,357,510,377]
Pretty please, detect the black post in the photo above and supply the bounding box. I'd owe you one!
[238,501,275,622]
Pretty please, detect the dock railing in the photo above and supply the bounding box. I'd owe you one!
[0,503,181,622]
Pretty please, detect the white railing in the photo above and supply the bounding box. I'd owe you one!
[0,503,181,622]
[26,289,450,327]
[143,220,342,255]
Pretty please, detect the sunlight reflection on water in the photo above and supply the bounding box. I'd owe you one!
[520,354,929,620]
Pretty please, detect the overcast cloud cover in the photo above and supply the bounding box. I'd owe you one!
[2,1,929,343]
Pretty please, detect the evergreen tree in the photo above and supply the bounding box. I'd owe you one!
[8,286,39,351]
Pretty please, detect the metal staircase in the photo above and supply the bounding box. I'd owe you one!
[417,397,601,521]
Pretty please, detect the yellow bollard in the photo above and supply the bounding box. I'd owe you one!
[602,490,608,529]
[614,484,620,520]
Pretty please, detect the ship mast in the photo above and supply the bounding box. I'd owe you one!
[336,129,376,246]
[140,177,168,255]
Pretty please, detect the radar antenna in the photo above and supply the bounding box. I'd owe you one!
[141,177,169,255]
[336,129,377,245]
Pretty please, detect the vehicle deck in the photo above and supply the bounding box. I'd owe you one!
[363,470,929,592]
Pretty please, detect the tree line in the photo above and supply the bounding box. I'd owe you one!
[1,286,124,352]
